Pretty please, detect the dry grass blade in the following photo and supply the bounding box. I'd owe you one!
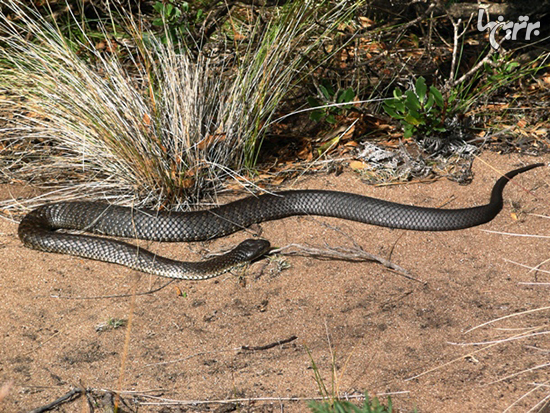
[0,0,358,212]
[454,306,550,412]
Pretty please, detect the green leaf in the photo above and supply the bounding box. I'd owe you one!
[195,8,204,22]
[505,61,520,72]
[307,97,321,108]
[404,112,422,126]
[403,125,414,138]
[383,104,403,119]
[483,61,494,73]
[326,114,337,124]
[405,90,421,111]
[393,88,403,98]
[320,79,335,97]
[425,93,435,111]
[415,77,427,104]
[337,87,355,104]
[429,86,444,108]
[393,99,406,113]
[447,90,457,103]
[153,2,163,12]
[152,18,163,26]
[410,33,419,47]
[383,98,397,109]
[319,84,332,100]
[386,97,406,114]
[165,3,173,16]
[318,135,341,155]
[310,110,325,122]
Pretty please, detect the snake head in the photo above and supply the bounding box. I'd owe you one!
[233,239,271,261]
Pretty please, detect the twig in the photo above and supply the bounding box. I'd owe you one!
[50,279,176,299]
[135,391,411,406]
[449,17,462,84]
[197,1,237,44]
[482,230,550,239]
[448,46,498,89]
[463,306,550,334]
[503,258,550,278]
[136,393,368,406]
[396,3,437,38]
[446,9,475,84]
[449,330,550,346]
[27,386,409,410]
[146,336,298,368]
[271,243,425,284]
[23,329,65,357]
[241,335,298,351]
[446,22,507,89]
[29,388,83,413]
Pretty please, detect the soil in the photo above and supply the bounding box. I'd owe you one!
[0,153,549,413]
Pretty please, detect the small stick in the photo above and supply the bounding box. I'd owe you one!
[29,388,84,413]
[50,278,176,300]
[241,335,298,351]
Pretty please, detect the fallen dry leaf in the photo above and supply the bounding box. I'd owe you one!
[349,160,368,170]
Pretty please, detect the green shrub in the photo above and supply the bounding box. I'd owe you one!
[383,76,447,139]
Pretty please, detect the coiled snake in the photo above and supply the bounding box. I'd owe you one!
[18,164,543,280]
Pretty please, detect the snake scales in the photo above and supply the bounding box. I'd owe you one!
[18,163,543,280]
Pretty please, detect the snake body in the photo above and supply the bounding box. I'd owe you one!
[18,163,543,279]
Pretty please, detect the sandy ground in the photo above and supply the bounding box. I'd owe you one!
[0,152,549,412]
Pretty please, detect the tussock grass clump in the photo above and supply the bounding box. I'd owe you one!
[0,0,355,210]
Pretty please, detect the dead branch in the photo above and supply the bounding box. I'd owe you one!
[271,243,425,284]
